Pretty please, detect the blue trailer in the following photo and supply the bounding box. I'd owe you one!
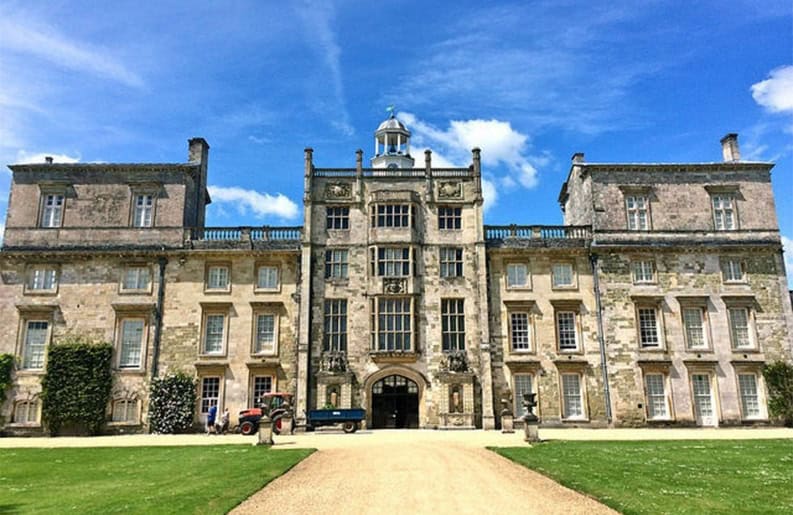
[307,408,366,433]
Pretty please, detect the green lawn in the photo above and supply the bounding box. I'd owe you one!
[494,440,793,514]
[0,445,313,514]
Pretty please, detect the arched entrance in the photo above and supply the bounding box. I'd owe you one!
[370,375,419,429]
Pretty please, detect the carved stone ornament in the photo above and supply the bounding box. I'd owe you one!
[383,278,406,295]
[325,182,352,199]
[437,181,462,199]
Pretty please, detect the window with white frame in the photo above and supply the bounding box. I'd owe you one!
[111,398,139,423]
[40,193,64,228]
[256,265,279,290]
[373,247,411,277]
[132,194,154,227]
[252,376,273,408]
[441,299,465,351]
[625,195,650,230]
[439,247,463,278]
[556,311,578,351]
[561,373,584,419]
[121,266,150,291]
[632,260,655,284]
[253,313,276,354]
[206,265,230,291]
[323,299,347,352]
[438,206,462,230]
[506,263,530,289]
[682,307,708,350]
[325,249,349,279]
[13,400,39,424]
[200,377,220,414]
[510,312,531,351]
[118,318,145,368]
[202,313,226,354]
[21,320,48,370]
[372,204,411,228]
[513,374,533,417]
[728,307,754,349]
[712,194,736,230]
[737,373,762,419]
[637,306,662,348]
[371,297,412,352]
[644,373,670,420]
[721,258,744,283]
[326,206,350,230]
[27,266,58,292]
[552,263,575,288]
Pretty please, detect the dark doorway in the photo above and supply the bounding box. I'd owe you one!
[371,375,419,428]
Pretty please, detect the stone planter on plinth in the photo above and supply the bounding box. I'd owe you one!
[255,415,274,446]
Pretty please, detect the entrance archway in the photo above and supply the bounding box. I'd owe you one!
[370,375,419,429]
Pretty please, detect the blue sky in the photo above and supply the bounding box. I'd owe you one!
[1,1,791,280]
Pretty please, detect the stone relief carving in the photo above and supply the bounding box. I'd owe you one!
[383,278,406,295]
[325,182,352,199]
[437,181,462,199]
[441,350,469,373]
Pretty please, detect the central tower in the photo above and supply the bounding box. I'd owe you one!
[371,113,415,169]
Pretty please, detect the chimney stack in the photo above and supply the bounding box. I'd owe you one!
[355,149,363,176]
[720,133,740,162]
[471,148,481,176]
[572,152,584,164]
[188,137,210,164]
[44,156,53,164]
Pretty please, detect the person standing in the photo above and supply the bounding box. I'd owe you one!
[216,408,230,434]
[207,404,218,435]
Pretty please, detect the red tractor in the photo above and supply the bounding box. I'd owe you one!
[237,392,294,436]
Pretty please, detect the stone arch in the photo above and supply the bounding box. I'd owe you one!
[362,366,430,429]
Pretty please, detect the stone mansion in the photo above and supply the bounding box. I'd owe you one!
[1,115,792,434]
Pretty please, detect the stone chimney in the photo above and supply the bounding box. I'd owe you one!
[424,149,432,175]
[188,137,209,164]
[472,148,481,176]
[187,138,210,228]
[355,149,363,176]
[304,148,314,177]
[720,133,740,162]
[572,152,584,164]
[45,156,53,164]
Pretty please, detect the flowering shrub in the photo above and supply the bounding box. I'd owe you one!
[148,373,196,433]
[763,361,793,427]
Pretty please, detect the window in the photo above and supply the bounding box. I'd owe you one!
[373,247,411,277]
[438,206,462,230]
[13,400,39,424]
[323,299,347,352]
[40,193,64,228]
[441,299,465,351]
[682,307,708,350]
[206,265,230,291]
[625,195,650,230]
[712,194,736,230]
[510,312,531,352]
[202,313,226,354]
[252,376,273,408]
[721,258,744,283]
[632,260,655,284]
[513,374,533,417]
[556,311,578,351]
[21,320,48,370]
[256,265,279,290]
[121,266,150,291]
[371,297,412,352]
[439,247,463,278]
[26,266,58,292]
[200,377,220,414]
[552,263,575,288]
[644,373,670,420]
[372,204,411,228]
[737,373,762,419]
[326,206,350,229]
[118,318,145,368]
[111,399,139,423]
[253,313,276,354]
[132,194,154,227]
[561,374,584,419]
[637,307,662,348]
[325,249,349,279]
[506,263,530,289]
[728,307,754,349]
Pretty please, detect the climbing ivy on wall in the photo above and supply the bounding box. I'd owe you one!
[40,338,113,435]
[0,353,14,412]
[763,361,793,427]
[148,373,196,434]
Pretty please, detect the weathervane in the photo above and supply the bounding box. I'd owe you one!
[386,104,396,118]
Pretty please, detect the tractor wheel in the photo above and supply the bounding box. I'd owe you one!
[240,421,256,436]
[273,417,283,435]
[342,421,357,434]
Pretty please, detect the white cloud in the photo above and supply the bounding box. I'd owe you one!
[782,235,793,287]
[14,151,80,165]
[751,66,793,113]
[481,178,498,213]
[207,185,299,221]
[0,222,4,245]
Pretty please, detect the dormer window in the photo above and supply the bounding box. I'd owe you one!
[132,194,154,227]
[712,194,736,230]
[625,195,650,230]
[40,193,64,228]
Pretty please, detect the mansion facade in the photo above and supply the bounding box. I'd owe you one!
[1,116,792,434]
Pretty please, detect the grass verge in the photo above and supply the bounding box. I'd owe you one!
[493,439,793,514]
[0,445,313,514]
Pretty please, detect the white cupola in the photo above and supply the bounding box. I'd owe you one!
[371,111,415,169]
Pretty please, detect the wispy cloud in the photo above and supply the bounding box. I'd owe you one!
[207,185,299,221]
[751,65,793,114]
[15,151,80,165]
[782,235,793,287]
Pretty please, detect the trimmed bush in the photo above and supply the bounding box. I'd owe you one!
[40,340,113,435]
[148,373,196,434]
[763,361,793,426]
[0,353,14,411]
